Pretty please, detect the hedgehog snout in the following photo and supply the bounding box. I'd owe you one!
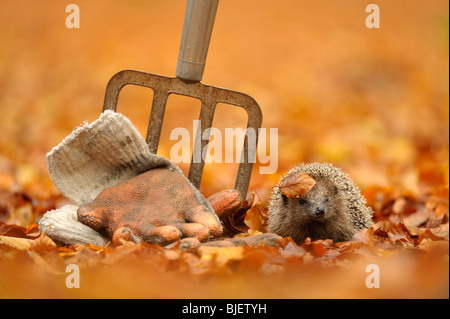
[315,206,325,217]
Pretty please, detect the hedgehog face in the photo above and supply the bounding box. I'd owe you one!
[269,163,373,243]
[281,180,343,224]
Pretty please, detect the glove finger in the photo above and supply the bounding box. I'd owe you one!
[206,189,242,218]
[77,205,105,231]
[185,206,223,239]
[178,237,201,253]
[140,225,182,246]
[112,227,142,246]
[178,223,210,242]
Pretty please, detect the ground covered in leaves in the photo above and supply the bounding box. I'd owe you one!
[0,182,448,298]
[0,0,448,298]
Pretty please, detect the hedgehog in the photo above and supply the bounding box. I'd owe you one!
[267,162,373,244]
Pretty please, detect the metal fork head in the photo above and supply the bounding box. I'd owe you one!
[102,69,263,199]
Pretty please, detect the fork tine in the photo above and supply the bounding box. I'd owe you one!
[146,89,169,154]
[188,98,216,189]
[102,70,262,199]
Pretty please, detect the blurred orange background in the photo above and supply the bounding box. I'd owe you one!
[0,0,448,200]
[0,0,448,299]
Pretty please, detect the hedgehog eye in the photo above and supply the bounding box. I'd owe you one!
[299,198,307,205]
[325,196,330,202]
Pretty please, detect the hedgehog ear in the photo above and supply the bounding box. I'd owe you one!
[333,185,339,195]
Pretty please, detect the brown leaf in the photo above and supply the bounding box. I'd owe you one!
[0,221,28,238]
[244,192,266,233]
[0,235,32,250]
[373,220,416,246]
[350,227,376,247]
[219,192,255,236]
[281,240,307,258]
[29,232,56,252]
[402,209,432,227]
[418,227,448,243]
[387,223,415,246]
[302,238,337,257]
[429,223,449,238]
[197,246,245,269]
[277,171,316,198]
[25,223,41,239]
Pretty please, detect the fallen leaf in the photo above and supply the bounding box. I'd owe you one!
[0,221,28,238]
[351,227,376,248]
[57,245,81,257]
[244,193,266,233]
[25,223,41,239]
[386,223,415,246]
[281,241,307,258]
[0,235,32,250]
[277,171,316,198]
[402,209,432,227]
[418,228,448,243]
[220,192,254,236]
[429,223,449,238]
[29,232,56,252]
[301,238,337,257]
[197,245,245,269]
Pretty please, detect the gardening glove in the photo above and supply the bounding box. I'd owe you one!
[77,169,241,246]
[40,110,228,246]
